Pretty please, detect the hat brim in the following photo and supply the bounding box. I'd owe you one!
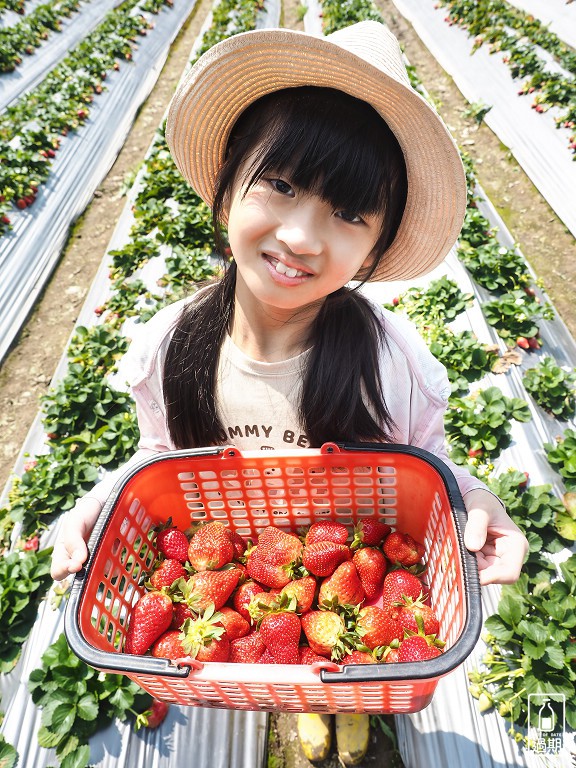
[166,26,466,282]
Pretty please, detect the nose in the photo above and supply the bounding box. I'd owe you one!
[275,202,324,256]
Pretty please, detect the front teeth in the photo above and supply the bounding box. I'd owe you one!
[272,258,306,278]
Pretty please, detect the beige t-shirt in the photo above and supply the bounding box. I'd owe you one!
[216,334,310,451]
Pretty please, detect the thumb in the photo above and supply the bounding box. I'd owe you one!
[464,507,488,552]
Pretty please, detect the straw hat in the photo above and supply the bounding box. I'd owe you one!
[165,21,466,282]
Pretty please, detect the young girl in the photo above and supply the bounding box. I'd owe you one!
[51,20,528,765]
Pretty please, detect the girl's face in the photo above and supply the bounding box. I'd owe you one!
[226,166,384,317]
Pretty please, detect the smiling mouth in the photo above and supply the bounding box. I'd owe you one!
[266,255,311,278]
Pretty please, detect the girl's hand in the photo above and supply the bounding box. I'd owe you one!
[51,497,102,581]
[463,488,528,586]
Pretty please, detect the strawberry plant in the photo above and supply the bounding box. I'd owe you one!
[457,240,531,293]
[482,288,554,342]
[444,386,531,463]
[386,275,474,324]
[545,428,576,491]
[418,324,498,395]
[0,732,18,768]
[522,357,576,419]
[0,547,52,673]
[28,634,152,768]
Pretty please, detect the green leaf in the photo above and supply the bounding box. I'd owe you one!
[0,737,18,768]
[51,703,77,735]
[76,693,99,721]
[542,645,566,670]
[484,614,515,643]
[497,592,524,626]
[60,743,91,768]
[522,637,545,659]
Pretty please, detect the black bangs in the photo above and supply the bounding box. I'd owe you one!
[212,86,408,264]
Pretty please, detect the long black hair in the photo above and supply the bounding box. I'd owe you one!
[163,86,408,449]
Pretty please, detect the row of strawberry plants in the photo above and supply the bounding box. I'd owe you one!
[0,0,83,73]
[0,2,263,767]
[0,0,173,230]
[322,0,576,748]
[0,0,25,14]
[435,0,576,156]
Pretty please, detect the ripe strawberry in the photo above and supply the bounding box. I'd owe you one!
[247,591,282,624]
[516,336,529,350]
[356,605,403,650]
[229,529,247,559]
[247,527,303,589]
[232,580,266,622]
[259,610,301,664]
[318,561,364,607]
[351,519,391,549]
[380,570,424,607]
[155,526,189,563]
[257,649,276,664]
[352,547,387,601]
[340,650,375,665]
[301,610,351,660]
[148,558,187,590]
[135,699,170,729]
[151,630,187,660]
[171,601,195,630]
[280,576,317,613]
[218,606,250,640]
[302,540,351,577]
[397,634,443,662]
[188,522,234,571]
[180,568,241,611]
[229,632,266,663]
[300,646,331,663]
[468,448,483,458]
[16,198,27,209]
[180,604,230,662]
[392,596,440,636]
[383,532,425,566]
[125,591,173,655]
[305,521,349,546]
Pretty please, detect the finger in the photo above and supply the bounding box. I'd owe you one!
[463,507,489,552]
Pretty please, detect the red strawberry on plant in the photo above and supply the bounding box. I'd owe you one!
[151,630,187,661]
[229,632,266,663]
[259,607,302,665]
[180,604,230,662]
[125,591,173,655]
[280,576,317,613]
[155,524,189,563]
[397,634,444,662]
[179,567,241,611]
[351,519,391,549]
[188,521,234,571]
[318,561,364,607]
[380,570,424,607]
[383,532,425,566]
[304,521,349,546]
[356,605,403,650]
[148,558,187,590]
[302,540,351,577]
[352,547,387,601]
[135,699,170,729]
[218,606,250,640]
[392,595,440,636]
[232,580,266,622]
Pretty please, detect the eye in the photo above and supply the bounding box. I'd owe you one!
[269,178,294,196]
[336,210,364,224]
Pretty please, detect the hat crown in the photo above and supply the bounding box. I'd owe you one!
[325,21,410,89]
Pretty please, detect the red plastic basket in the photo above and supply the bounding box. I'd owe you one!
[65,442,482,714]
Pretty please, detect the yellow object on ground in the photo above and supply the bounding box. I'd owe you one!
[297,713,332,762]
[335,713,370,765]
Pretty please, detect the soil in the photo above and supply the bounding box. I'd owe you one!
[0,2,575,765]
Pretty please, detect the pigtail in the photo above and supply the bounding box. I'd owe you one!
[163,264,236,448]
[301,289,395,446]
